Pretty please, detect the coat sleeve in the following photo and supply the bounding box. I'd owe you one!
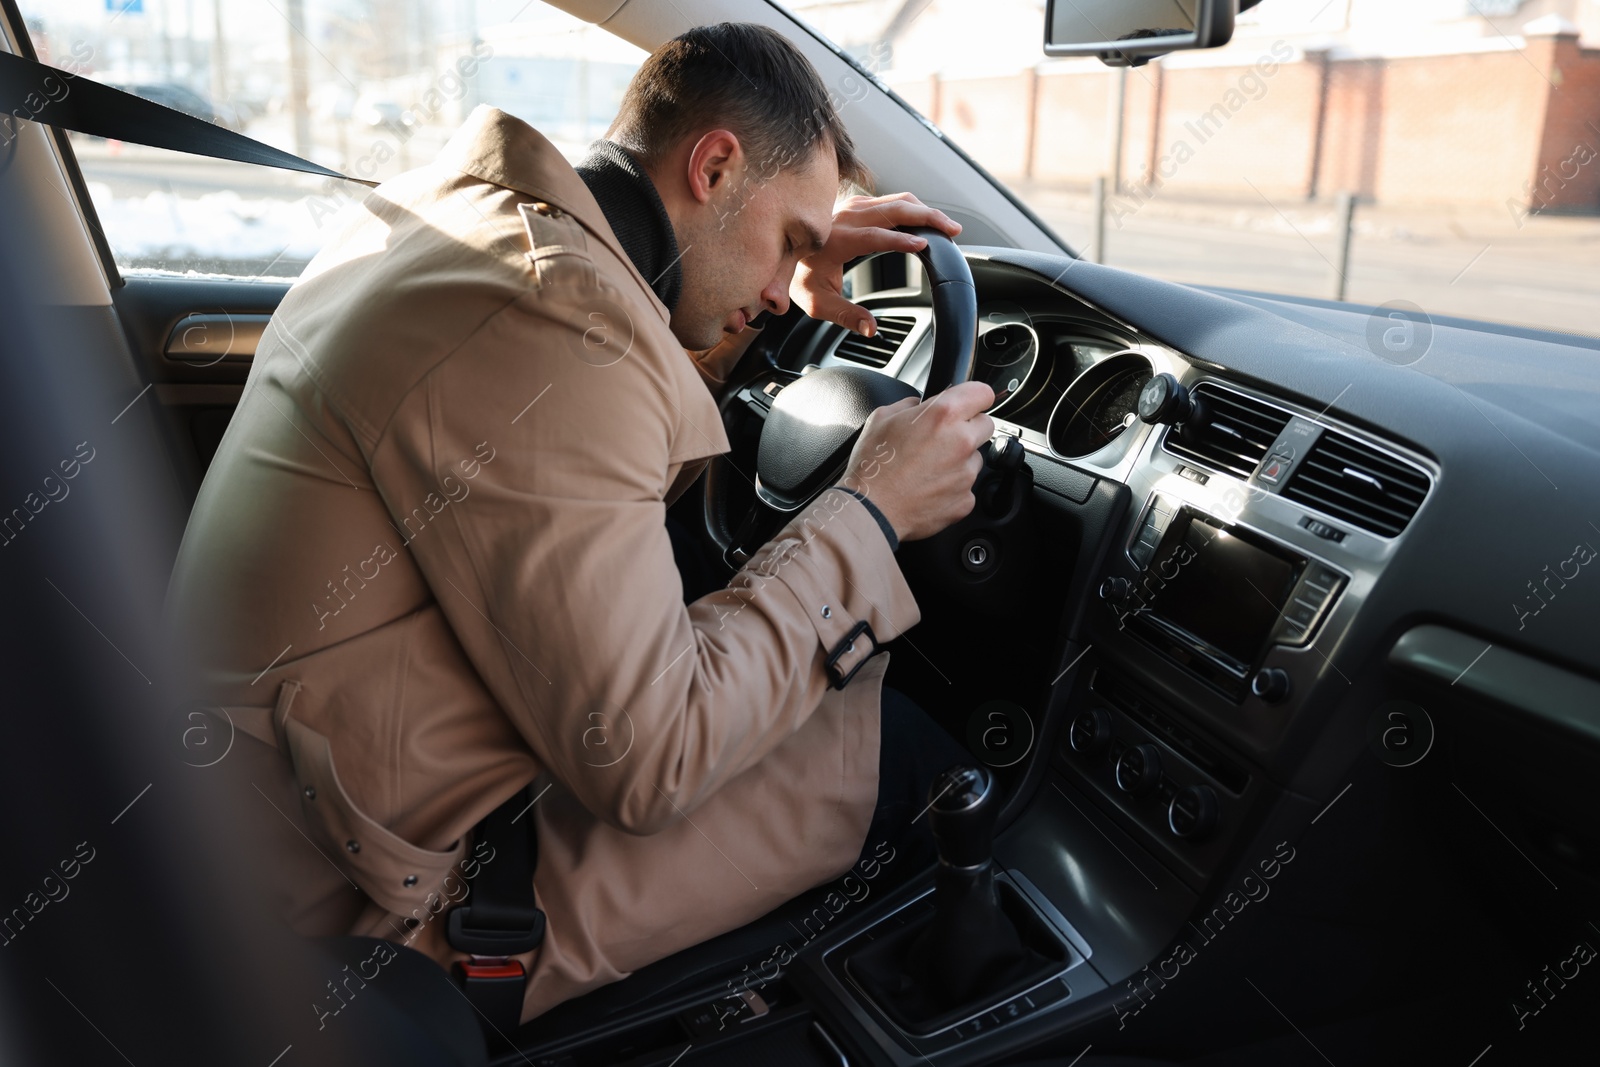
[368,291,920,836]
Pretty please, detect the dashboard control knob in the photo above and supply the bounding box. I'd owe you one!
[1068,708,1113,758]
[1098,576,1132,602]
[1137,374,1195,425]
[1250,667,1292,704]
[1114,744,1163,796]
[1168,784,1220,840]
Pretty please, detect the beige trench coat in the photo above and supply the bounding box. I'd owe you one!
[165,106,922,1022]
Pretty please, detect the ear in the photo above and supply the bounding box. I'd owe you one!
[685,129,743,204]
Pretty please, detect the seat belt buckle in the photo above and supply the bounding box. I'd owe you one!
[452,957,528,1033]
[825,619,879,690]
[446,905,545,957]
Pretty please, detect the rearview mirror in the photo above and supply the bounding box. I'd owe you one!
[1043,0,1236,66]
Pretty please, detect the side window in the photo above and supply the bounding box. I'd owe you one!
[18,2,644,280]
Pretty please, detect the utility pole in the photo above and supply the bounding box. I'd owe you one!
[210,0,228,116]
[185,0,197,85]
[1331,191,1356,301]
[464,0,481,113]
[1108,66,1126,195]
[1091,175,1107,264]
[160,0,175,81]
[286,0,312,158]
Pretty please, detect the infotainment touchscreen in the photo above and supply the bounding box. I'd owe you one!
[1141,511,1300,670]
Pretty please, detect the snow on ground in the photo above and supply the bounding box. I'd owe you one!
[88,136,591,277]
[86,182,327,277]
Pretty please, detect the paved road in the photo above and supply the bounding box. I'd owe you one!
[1026,186,1600,340]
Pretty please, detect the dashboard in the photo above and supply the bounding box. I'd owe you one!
[766,247,1600,904]
[689,242,1600,1066]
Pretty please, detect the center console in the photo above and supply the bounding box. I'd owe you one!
[1053,371,1434,897]
[785,374,1438,1063]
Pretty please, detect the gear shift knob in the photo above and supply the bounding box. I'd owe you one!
[927,765,999,868]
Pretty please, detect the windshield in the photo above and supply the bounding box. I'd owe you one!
[782,0,1599,339]
[19,0,1596,338]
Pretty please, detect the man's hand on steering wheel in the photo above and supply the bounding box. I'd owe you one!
[839,383,995,543]
[792,192,963,338]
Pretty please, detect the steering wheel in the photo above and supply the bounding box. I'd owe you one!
[704,226,978,565]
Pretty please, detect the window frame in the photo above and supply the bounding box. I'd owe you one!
[2,0,122,289]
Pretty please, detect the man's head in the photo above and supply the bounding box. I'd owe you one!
[607,23,870,349]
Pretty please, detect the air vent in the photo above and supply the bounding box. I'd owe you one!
[1162,384,1292,480]
[832,315,916,367]
[1282,431,1429,537]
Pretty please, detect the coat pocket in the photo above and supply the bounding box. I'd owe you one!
[281,715,469,918]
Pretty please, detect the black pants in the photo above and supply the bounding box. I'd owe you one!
[666,514,970,878]
[861,684,973,880]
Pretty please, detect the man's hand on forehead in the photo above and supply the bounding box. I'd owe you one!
[791,192,962,337]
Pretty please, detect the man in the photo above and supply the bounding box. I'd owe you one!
[166,23,994,1023]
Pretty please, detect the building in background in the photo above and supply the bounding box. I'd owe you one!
[474,14,645,159]
[792,0,1600,212]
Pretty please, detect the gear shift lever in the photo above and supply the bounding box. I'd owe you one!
[846,764,1075,1032]
[846,763,1071,1033]
[908,765,1031,1007]
[927,764,999,866]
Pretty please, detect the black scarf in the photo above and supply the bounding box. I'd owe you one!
[574,140,683,313]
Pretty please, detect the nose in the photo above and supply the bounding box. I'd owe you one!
[760,274,791,318]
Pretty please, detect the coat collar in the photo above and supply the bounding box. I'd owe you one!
[573,140,684,314]
[435,106,672,325]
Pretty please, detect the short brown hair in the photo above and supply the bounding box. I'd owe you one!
[607,23,870,190]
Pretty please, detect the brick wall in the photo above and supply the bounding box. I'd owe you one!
[1531,35,1600,213]
[930,73,1033,178]
[1145,48,1321,200]
[1317,57,1384,200]
[1031,68,1114,182]
[1366,49,1552,207]
[886,32,1600,212]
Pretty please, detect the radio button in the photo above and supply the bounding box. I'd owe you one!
[1115,744,1163,795]
[1168,785,1220,840]
[1099,576,1132,602]
[1250,667,1291,703]
[1284,598,1320,628]
[1068,708,1113,758]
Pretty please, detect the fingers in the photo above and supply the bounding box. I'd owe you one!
[839,193,963,238]
[934,379,997,417]
[970,412,997,450]
[830,225,931,260]
[800,291,874,336]
[919,383,994,451]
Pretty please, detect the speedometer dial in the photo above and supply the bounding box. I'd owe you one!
[1047,352,1154,458]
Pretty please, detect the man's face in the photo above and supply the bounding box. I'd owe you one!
[670,141,840,351]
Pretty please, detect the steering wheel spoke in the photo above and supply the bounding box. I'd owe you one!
[729,370,799,422]
[723,495,780,568]
[703,226,977,575]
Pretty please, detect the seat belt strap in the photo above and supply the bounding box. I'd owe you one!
[0,50,373,186]
[448,781,546,1036]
